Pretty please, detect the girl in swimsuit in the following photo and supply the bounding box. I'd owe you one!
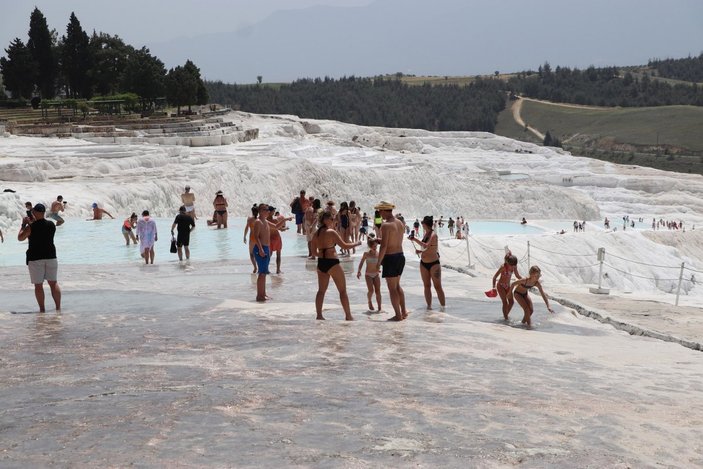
[508,265,555,328]
[356,234,382,312]
[409,215,446,310]
[336,202,351,256]
[349,201,360,243]
[312,211,362,321]
[491,252,522,320]
[121,213,138,245]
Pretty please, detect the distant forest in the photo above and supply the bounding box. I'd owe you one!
[649,53,703,83]
[507,63,703,107]
[206,77,506,132]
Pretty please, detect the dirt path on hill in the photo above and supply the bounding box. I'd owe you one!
[511,96,615,143]
[511,98,545,140]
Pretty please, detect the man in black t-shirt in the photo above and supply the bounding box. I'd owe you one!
[171,206,196,261]
[17,203,61,312]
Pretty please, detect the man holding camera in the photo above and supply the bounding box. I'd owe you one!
[18,203,61,312]
[48,195,66,226]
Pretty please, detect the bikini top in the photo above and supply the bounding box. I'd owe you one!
[316,228,337,258]
[366,254,378,264]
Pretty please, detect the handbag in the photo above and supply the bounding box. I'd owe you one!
[170,236,178,253]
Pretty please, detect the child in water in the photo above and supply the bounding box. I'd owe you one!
[491,252,522,320]
[356,234,382,312]
[508,265,555,328]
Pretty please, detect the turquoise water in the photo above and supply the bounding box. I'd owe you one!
[429,220,544,237]
[0,217,309,267]
[1,218,544,266]
[498,173,530,181]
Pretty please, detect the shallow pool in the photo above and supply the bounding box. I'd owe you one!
[498,173,530,181]
[0,217,310,267]
[426,220,544,237]
[1,218,545,266]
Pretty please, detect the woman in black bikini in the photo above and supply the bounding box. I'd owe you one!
[212,191,228,229]
[410,215,446,311]
[508,265,555,328]
[312,211,362,320]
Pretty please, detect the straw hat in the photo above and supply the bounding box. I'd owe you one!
[374,201,395,211]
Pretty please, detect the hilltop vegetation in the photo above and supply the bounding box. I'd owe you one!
[649,53,703,83]
[207,76,506,132]
[0,8,207,113]
[507,63,703,107]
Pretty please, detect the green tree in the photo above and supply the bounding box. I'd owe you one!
[89,32,134,96]
[183,59,208,107]
[27,7,57,98]
[121,47,166,111]
[0,38,37,99]
[61,13,93,98]
[166,65,198,114]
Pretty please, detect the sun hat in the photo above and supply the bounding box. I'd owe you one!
[216,190,223,195]
[374,201,395,211]
[92,202,98,208]
[32,203,46,213]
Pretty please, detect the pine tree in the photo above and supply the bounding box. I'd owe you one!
[61,13,93,98]
[0,38,37,99]
[27,7,56,98]
[166,65,198,115]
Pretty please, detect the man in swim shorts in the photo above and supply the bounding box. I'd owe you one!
[17,203,61,312]
[376,201,408,321]
[252,203,272,301]
[171,206,196,261]
[48,195,65,226]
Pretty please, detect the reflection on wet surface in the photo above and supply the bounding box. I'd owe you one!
[1,259,702,467]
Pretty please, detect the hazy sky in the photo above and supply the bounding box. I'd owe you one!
[2,0,702,83]
[0,0,372,47]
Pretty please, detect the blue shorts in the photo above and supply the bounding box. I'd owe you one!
[295,212,305,225]
[253,245,270,275]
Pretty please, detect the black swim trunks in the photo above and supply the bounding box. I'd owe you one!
[381,252,405,278]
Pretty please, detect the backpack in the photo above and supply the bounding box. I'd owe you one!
[291,197,302,214]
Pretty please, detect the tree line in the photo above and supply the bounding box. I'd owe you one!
[0,8,208,112]
[507,62,703,107]
[206,76,506,132]
[649,53,703,83]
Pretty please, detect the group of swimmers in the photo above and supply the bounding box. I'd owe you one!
[12,187,553,326]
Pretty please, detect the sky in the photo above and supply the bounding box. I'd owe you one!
[0,0,372,47]
[1,0,702,83]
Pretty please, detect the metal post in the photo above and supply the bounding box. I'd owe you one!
[527,241,530,268]
[675,262,685,306]
[589,247,609,294]
[465,230,473,269]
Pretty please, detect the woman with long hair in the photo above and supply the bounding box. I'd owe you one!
[409,215,446,311]
[312,211,362,320]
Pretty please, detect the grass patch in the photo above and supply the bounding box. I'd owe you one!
[519,101,703,152]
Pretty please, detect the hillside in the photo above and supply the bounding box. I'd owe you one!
[494,98,703,174]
